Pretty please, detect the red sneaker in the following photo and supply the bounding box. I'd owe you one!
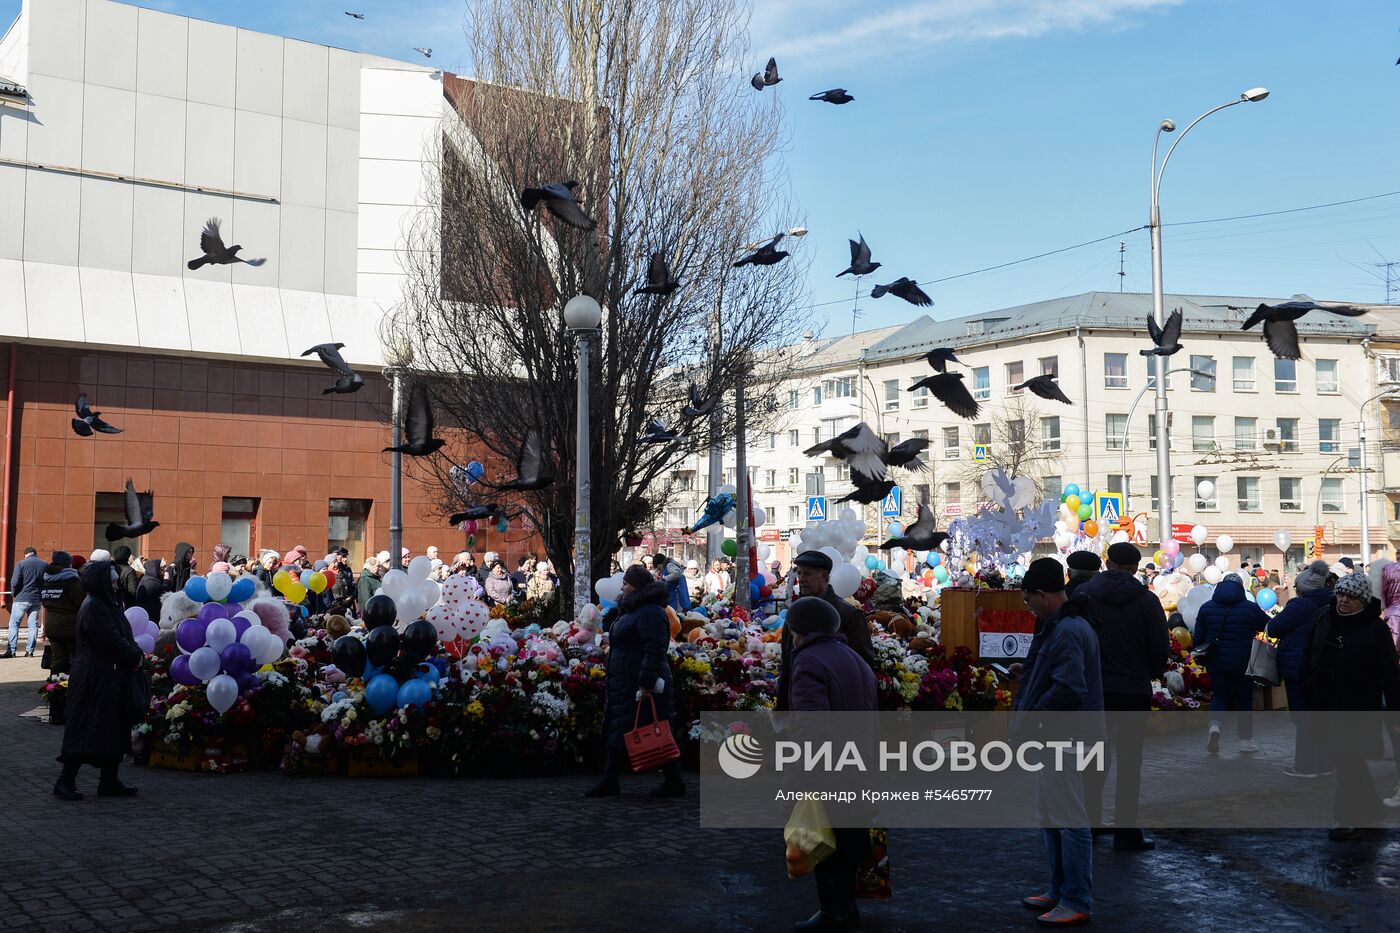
[1023,894,1057,910]
[1037,906,1092,926]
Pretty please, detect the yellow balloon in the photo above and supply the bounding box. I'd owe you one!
[307,571,328,594]
[1065,495,1081,512]
[1153,549,1166,567]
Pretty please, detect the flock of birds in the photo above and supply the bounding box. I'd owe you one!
[342,10,430,58]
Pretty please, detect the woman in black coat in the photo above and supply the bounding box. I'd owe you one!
[54,561,145,800]
[585,566,682,799]
[135,558,165,622]
[1300,572,1400,838]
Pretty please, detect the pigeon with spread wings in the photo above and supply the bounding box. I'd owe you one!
[302,343,365,394]
[885,437,929,473]
[520,181,596,230]
[1142,308,1184,357]
[187,218,265,269]
[837,234,880,278]
[448,503,502,526]
[482,431,554,491]
[733,234,789,268]
[909,372,979,419]
[680,383,717,420]
[804,421,887,480]
[1238,295,1368,360]
[71,393,122,436]
[750,57,781,90]
[634,251,679,296]
[837,470,896,505]
[870,277,931,307]
[383,383,446,456]
[809,88,853,104]
[880,504,946,552]
[1014,375,1073,405]
[105,478,159,541]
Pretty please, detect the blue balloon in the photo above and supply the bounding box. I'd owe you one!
[497,517,508,533]
[365,674,399,715]
[600,598,617,611]
[465,460,485,484]
[184,576,209,603]
[1063,483,1080,498]
[927,553,941,567]
[865,556,880,570]
[300,569,316,586]
[887,522,902,538]
[332,690,349,702]
[1256,587,1278,611]
[227,576,255,604]
[396,678,431,709]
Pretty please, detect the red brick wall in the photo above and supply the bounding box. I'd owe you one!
[0,344,538,573]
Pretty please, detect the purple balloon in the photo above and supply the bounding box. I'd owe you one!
[225,602,243,615]
[175,618,208,654]
[170,654,200,687]
[231,616,251,642]
[221,642,253,676]
[197,603,227,625]
[237,672,258,692]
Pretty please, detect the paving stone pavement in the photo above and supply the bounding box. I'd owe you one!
[1,659,1398,932]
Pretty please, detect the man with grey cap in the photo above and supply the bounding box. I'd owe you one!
[1266,559,1333,777]
[1074,541,1169,852]
[784,596,875,932]
[776,550,874,712]
[1064,551,1101,595]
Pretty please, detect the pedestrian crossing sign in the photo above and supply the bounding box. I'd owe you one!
[881,486,902,517]
[973,444,988,462]
[806,496,827,522]
[1094,492,1123,526]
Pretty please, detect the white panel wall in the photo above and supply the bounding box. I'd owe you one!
[183,278,240,353]
[135,7,186,97]
[280,203,325,293]
[134,92,185,181]
[131,272,191,350]
[186,17,234,107]
[0,259,26,337]
[229,199,278,287]
[25,0,84,82]
[79,266,138,345]
[231,284,288,357]
[77,175,132,271]
[233,109,282,198]
[83,0,135,90]
[326,49,361,129]
[185,101,235,189]
[280,290,333,354]
[324,209,358,295]
[235,29,283,117]
[326,125,359,212]
[23,261,83,340]
[24,73,83,164]
[130,186,184,276]
[80,84,135,175]
[23,171,79,264]
[283,40,328,125]
[281,118,327,207]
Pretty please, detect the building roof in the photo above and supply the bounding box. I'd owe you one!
[861,291,1378,362]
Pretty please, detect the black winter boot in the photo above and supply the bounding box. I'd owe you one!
[649,761,686,798]
[54,763,83,801]
[584,749,623,797]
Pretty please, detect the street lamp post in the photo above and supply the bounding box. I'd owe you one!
[565,295,603,619]
[1356,388,1392,564]
[1121,367,1210,513]
[1149,87,1269,542]
[384,342,414,564]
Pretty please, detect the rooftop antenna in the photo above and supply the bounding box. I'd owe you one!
[850,277,862,335]
[1118,241,1127,292]
[1376,260,1399,304]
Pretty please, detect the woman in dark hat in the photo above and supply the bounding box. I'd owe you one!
[54,560,144,800]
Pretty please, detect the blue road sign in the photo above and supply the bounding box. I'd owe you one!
[882,486,902,517]
[806,496,827,522]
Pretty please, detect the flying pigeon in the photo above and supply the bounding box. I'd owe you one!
[448,503,501,525]
[1142,308,1184,357]
[923,347,961,372]
[482,430,553,491]
[71,393,122,436]
[809,88,853,105]
[1239,295,1368,361]
[187,218,265,269]
[412,47,432,58]
[879,504,946,552]
[640,418,678,445]
[885,438,929,472]
[837,470,896,505]
[383,383,446,456]
[634,251,679,296]
[520,181,596,230]
[680,383,717,420]
[750,57,781,91]
[909,372,979,419]
[302,342,365,394]
[837,234,880,278]
[804,422,887,480]
[1014,375,1072,405]
[870,277,931,306]
[344,11,365,19]
[733,234,789,268]
[105,478,159,542]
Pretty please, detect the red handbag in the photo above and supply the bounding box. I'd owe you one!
[624,693,680,772]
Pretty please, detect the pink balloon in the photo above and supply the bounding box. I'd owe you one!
[1162,541,1181,556]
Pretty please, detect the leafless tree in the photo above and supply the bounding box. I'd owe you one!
[386,0,811,609]
[960,395,1064,495]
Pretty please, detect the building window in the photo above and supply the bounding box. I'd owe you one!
[1040,356,1059,378]
[1008,419,1026,445]
[1190,355,1216,391]
[1147,412,1172,450]
[812,385,823,405]
[1104,353,1127,389]
[911,385,929,408]
[1320,477,1343,512]
[95,490,155,555]
[1192,416,1215,452]
[1279,477,1302,511]
[788,390,799,409]
[1232,356,1255,391]
[823,376,855,398]
[884,379,900,411]
[1041,416,1061,452]
[912,429,929,441]
[915,484,931,505]
[1275,358,1297,392]
[942,426,959,459]
[944,482,960,512]
[788,505,800,525]
[812,427,822,447]
[724,467,736,485]
[1237,476,1260,512]
[765,469,776,489]
[1043,476,1061,500]
[328,498,371,568]
[972,366,990,401]
[221,497,259,560]
[974,423,991,446]
[1107,474,1128,496]
[882,432,901,447]
[1276,418,1298,453]
[1316,359,1339,394]
[768,432,776,449]
[666,507,689,526]
[1319,418,1340,453]
[834,463,850,481]
[788,429,799,447]
[1150,475,1160,512]
[788,468,800,485]
[1233,417,1257,451]
[1105,413,1127,450]
[1006,361,1024,395]
[1195,477,1218,511]
[1145,356,1174,390]
[672,471,694,491]
[805,471,825,496]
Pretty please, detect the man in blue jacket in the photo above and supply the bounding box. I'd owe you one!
[1193,573,1268,754]
[5,547,47,658]
[1015,558,1103,928]
[1266,559,1333,777]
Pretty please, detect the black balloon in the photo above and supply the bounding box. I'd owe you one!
[365,624,401,667]
[401,619,438,661]
[362,593,397,629]
[331,634,366,678]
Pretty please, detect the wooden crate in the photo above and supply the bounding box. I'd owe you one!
[346,747,420,778]
[148,744,204,772]
[939,588,1031,659]
[282,745,341,776]
[148,742,248,773]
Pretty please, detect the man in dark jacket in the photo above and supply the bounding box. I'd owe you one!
[40,552,85,678]
[777,550,874,711]
[1267,559,1332,777]
[112,546,140,611]
[1015,558,1102,928]
[135,559,165,623]
[6,546,47,658]
[1065,551,1101,595]
[1193,573,1268,754]
[1074,542,1169,851]
[785,597,876,933]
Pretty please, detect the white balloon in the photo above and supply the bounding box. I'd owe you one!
[1196,480,1215,500]
[408,556,432,581]
[1186,553,1208,574]
[595,574,624,604]
[819,546,844,567]
[756,543,771,562]
[1273,529,1291,552]
[205,618,236,653]
[205,572,233,602]
[721,509,737,528]
[234,610,263,629]
[1214,555,1231,571]
[415,579,441,606]
[207,673,238,714]
[753,506,767,528]
[1110,530,1129,544]
[188,646,221,682]
[1202,565,1223,586]
[396,593,428,623]
[255,630,284,666]
[1054,521,1068,533]
[830,563,861,599]
[459,600,490,638]
[1216,534,1234,554]
[718,483,737,495]
[381,569,410,598]
[1190,524,1208,546]
[839,508,858,522]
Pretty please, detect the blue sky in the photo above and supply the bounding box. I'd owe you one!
[5,0,1399,337]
